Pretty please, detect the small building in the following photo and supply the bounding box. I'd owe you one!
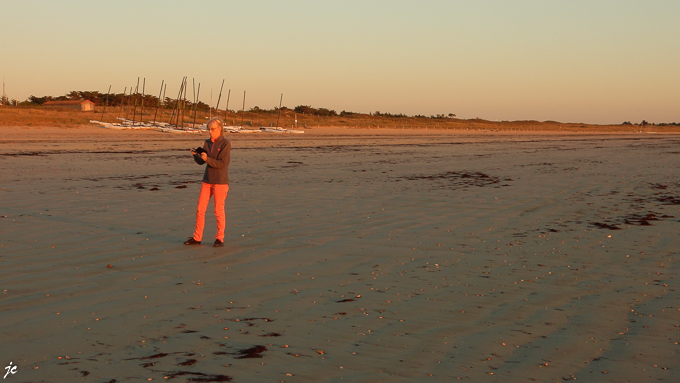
[43,100,95,111]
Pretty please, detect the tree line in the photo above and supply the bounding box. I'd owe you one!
[290,105,456,119]
[622,120,680,126]
[25,91,211,111]
[19,90,461,120]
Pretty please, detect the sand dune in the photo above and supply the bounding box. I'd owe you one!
[1,126,678,382]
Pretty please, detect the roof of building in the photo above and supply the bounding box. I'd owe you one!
[43,100,95,106]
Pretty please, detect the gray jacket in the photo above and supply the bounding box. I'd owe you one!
[194,136,231,185]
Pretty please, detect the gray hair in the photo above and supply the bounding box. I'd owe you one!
[207,117,224,136]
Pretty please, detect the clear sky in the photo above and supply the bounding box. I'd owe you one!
[1,0,678,124]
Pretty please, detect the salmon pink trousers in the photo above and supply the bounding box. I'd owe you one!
[193,182,229,242]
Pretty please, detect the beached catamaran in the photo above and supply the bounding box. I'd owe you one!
[91,77,303,134]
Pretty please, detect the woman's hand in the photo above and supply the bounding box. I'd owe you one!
[200,153,208,161]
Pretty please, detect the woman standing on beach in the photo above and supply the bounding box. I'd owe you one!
[184,117,231,247]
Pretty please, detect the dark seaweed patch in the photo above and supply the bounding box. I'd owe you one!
[140,353,169,360]
[281,161,304,168]
[590,222,622,230]
[232,317,274,323]
[235,345,268,359]
[624,213,659,226]
[188,376,232,383]
[178,359,198,366]
[400,171,512,189]
[260,332,282,337]
[165,371,232,382]
[589,180,679,230]
[657,195,680,205]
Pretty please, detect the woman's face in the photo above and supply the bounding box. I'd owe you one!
[209,125,222,141]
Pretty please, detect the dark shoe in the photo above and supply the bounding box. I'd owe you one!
[213,239,224,247]
[184,237,201,245]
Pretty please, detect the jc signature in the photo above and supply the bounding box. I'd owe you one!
[3,362,17,379]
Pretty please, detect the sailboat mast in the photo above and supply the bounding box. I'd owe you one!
[215,79,225,117]
[153,80,164,126]
[101,85,111,121]
[131,77,139,126]
[241,90,246,126]
[276,93,283,128]
[140,78,145,125]
[224,89,230,121]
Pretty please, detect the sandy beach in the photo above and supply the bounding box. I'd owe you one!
[1,125,678,382]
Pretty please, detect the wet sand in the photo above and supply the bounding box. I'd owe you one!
[1,126,678,382]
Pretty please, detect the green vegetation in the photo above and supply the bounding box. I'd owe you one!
[623,120,679,127]
[24,90,211,111]
[21,91,460,121]
[293,105,338,116]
